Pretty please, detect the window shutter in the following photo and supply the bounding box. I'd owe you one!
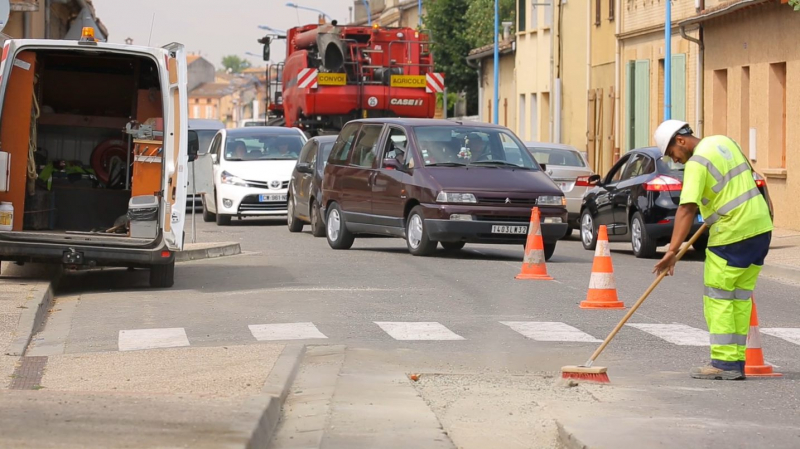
[595,0,601,25]
[609,0,615,21]
[671,54,686,121]
[625,61,635,151]
[634,60,651,149]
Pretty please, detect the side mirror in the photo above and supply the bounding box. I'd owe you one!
[588,174,602,185]
[187,130,199,162]
[263,40,271,61]
[383,158,403,171]
[539,163,547,172]
[296,162,313,174]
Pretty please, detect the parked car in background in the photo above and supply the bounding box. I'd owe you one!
[187,119,225,209]
[321,119,568,258]
[201,127,307,225]
[525,142,595,237]
[287,136,338,236]
[240,119,267,127]
[579,146,771,258]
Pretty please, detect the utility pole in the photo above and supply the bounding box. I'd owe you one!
[493,0,499,124]
[664,0,672,120]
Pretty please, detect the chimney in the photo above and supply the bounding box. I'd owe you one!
[501,22,513,41]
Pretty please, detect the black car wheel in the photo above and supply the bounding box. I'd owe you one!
[544,243,556,261]
[631,212,657,258]
[441,241,466,251]
[580,209,598,251]
[287,195,304,233]
[201,196,215,222]
[310,201,326,237]
[326,202,355,249]
[406,206,438,256]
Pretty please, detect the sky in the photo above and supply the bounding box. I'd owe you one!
[95,0,356,69]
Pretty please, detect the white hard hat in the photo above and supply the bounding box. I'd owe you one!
[654,119,690,156]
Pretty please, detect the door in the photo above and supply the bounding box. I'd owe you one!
[372,126,411,228]
[611,153,655,235]
[160,43,189,251]
[294,139,317,220]
[341,124,383,223]
[595,154,631,232]
[206,132,223,213]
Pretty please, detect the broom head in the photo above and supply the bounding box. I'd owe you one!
[561,365,610,384]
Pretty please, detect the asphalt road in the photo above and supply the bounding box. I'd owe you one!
[37,217,800,447]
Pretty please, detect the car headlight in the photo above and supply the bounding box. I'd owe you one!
[538,195,566,206]
[436,192,477,203]
[221,171,248,187]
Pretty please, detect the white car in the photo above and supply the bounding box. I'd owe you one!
[201,127,307,225]
[525,142,595,237]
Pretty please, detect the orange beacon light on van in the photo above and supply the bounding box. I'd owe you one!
[80,27,97,42]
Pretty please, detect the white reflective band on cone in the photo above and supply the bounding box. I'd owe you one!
[588,272,617,290]
[747,326,763,349]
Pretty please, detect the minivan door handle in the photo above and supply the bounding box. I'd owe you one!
[368,171,378,187]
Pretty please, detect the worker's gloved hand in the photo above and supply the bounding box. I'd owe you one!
[653,250,678,276]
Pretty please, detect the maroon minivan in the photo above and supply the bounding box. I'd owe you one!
[320,119,568,258]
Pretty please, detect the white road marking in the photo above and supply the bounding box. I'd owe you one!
[626,323,709,346]
[500,321,601,343]
[375,322,465,341]
[249,322,328,341]
[761,328,800,346]
[216,287,419,297]
[118,328,190,352]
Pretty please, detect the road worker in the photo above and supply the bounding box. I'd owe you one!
[653,120,773,380]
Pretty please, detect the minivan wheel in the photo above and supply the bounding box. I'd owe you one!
[631,212,657,258]
[326,203,355,249]
[580,210,598,251]
[149,261,175,288]
[441,241,466,251]
[544,243,556,261]
[561,226,574,240]
[216,212,231,226]
[406,206,438,256]
[287,195,304,233]
[310,202,326,237]
[201,197,215,222]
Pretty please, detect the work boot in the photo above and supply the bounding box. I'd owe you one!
[690,365,745,380]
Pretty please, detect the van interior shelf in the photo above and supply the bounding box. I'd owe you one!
[38,113,129,130]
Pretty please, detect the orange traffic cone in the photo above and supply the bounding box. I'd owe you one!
[580,225,625,309]
[516,207,553,280]
[745,297,782,377]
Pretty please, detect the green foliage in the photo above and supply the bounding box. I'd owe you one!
[221,55,252,73]
[424,0,478,114]
[465,0,516,48]
[436,91,460,115]
[790,0,800,10]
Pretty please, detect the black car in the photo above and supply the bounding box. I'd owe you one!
[579,147,771,258]
[287,135,338,236]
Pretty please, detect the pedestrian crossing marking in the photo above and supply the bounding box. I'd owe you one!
[626,323,709,346]
[375,322,465,341]
[249,322,328,341]
[500,321,601,343]
[118,328,190,352]
[761,328,800,346]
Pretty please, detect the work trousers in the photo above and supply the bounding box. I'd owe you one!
[703,232,771,372]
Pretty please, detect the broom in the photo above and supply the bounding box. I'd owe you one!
[561,223,709,383]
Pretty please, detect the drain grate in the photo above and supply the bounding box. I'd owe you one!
[9,356,48,390]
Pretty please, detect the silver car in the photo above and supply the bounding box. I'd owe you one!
[525,142,595,237]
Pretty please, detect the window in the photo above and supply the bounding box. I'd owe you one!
[621,154,655,180]
[741,66,750,157]
[350,124,383,168]
[713,69,728,136]
[518,0,527,32]
[609,0,615,21]
[768,62,786,169]
[209,134,222,164]
[192,105,200,118]
[298,140,316,164]
[412,126,540,170]
[383,127,409,166]
[595,0,601,25]
[329,123,360,165]
[608,156,630,183]
[527,148,586,167]
[319,141,335,170]
[205,105,213,118]
[530,93,538,141]
[224,133,304,161]
[195,130,217,155]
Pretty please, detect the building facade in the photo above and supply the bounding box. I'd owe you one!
[467,38,517,131]
[3,0,107,41]
[515,0,553,143]
[552,0,589,154]
[352,0,422,27]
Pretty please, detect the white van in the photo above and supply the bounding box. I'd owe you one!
[0,29,190,288]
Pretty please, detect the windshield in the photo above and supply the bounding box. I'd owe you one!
[412,126,539,170]
[195,130,218,155]
[527,147,586,168]
[224,134,304,161]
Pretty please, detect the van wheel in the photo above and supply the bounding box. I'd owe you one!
[326,202,355,249]
[631,212,657,258]
[202,197,215,222]
[149,261,175,288]
[406,206,437,256]
[544,243,556,261]
[311,202,326,237]
[216,213,231,226]
[287,195,304,232]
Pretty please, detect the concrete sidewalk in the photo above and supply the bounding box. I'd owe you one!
[762,227,800,284]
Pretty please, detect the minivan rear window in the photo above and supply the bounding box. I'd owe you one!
[412,126,539,170]
[527,148,586,168]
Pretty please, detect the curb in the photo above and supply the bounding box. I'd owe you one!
[556,421,590,449]
[761,263,800,285]
[4,270,61,357]
[242,344,306,449]
[175,242,241,262]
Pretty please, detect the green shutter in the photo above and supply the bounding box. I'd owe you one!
[634,60,650,149]
[671,54,687,122]
[626,61,635,152]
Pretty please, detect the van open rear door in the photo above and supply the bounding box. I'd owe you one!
[160,43,188,251]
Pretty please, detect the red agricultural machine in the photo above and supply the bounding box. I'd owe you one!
[259,21,443,135]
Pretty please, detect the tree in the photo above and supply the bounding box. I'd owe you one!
[221,55,252,73]
[790,0,800,10]
[424,0,478,115]
[465,0,516,48]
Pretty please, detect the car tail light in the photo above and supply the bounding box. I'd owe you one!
[753,172,766,188]
[645,175,682,192]
[576,176,591,187]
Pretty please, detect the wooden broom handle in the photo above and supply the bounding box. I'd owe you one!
[586,223,709,364]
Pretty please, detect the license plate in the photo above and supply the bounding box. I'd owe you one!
[491,225,528,234]
[697,214,704,223]
[259,194,286,202]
